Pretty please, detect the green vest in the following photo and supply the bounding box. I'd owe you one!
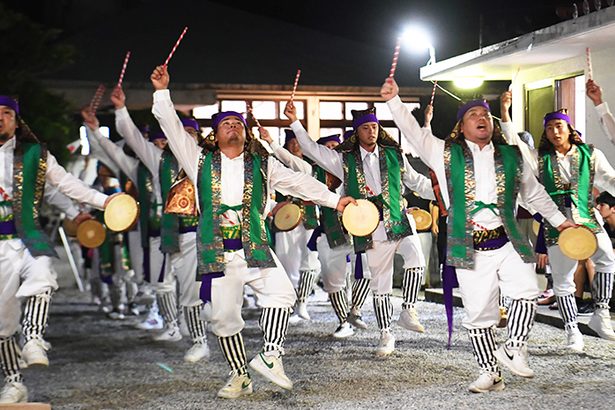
[538,144,600,246]
[12,141,57,257]
[444,140,533,269]
[342,145,413,252]
[159,150,199,253]
[136,162,160,248]
[313,165,348,248]
[196,149,275,277]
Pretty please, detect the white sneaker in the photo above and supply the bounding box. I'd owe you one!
[375,330,395,357]
[249,352,293,390]
[136,309,164,331]
[398,308,425,333]
[493,345,534,378]
[184,342,210,363]
[288,314,304,325]
[468,372,505,393]
[566,328,585,352]
[153,324,183,342]
[108,309,126,320]
[347,311,368,330]
[588,308,615,341]
[332,322,354,339]
[296,302,310,320]
[0,382,28,403]
[21,339,50,367]
[217,371,253,399]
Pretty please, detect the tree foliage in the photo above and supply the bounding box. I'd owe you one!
[0,3,76,164]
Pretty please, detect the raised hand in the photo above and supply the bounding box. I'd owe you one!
[380,78,399,101]
[80,107,99,130]
[284,101,298,123]
[110,86,126,109]
[586,79,603,106]
[151,65,170,90]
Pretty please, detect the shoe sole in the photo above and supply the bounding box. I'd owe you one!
[493,350,534,378]
[469,382,505,393]
[398,322,425,333]
[23,359,49,367]
[249,357,293,390]
[332,331,355,339]
[217,385,253,399]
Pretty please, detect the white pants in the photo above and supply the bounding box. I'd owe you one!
[456,242,540,329]
[0,239,58,337]
[209,249,296,337]
[365,235,425,294]
[170,232,201,307]
[275,224,320,288]
[317,238,372,293]
[150,236,176,294]
[548,229,615,296]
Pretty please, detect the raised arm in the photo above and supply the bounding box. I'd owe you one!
[150,65,201,183]
[401,155,435,200]
[587,80,615,145]
[284,101,344,179]
[111,86,163,174]
[44,183,80,219]
[499,91,539,175]
[382,78,444,170]
[259,127,312,174]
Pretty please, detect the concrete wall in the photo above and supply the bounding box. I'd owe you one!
[510,45,615,162]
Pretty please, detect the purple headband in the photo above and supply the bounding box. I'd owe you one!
[543,112,571,128]
[318,134,341,145]
[456,100,491,122]
[181,117,200,131]
[149,131,167,142]
[343,130,354,141]
[352,113,379,130]
[0,96,19,115]
[212,111,248,131]
[283,129,296,147]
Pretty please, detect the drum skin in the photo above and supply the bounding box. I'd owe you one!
[342,199,379,237]
[274,203,302,231]
[76,219,106,248]
[408,208,432,231]
[558,225,598,260]
[104,194,140,232]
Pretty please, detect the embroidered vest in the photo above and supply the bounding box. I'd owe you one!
[196,149,275,277]
[342,146,413,252]
[313,164,348,248]
[444,140,533,269]
[159,150,199,253]
[12,141,57,257]
[136,162,160,247]
[538,144,599,246]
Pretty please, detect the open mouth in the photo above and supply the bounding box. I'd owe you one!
[477,125,487,130]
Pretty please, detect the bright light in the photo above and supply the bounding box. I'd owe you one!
[402,25,433,53]
[454,78,484,89]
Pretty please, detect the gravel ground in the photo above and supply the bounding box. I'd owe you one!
[21,286,615,410]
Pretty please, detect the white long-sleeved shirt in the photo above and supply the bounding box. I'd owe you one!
[0,137,107,210]
[269,139,312,174]
[290,120,434,240]
[387,95,566,230]
[595,102,615,145]
[500,121,615,198]
[151,89,340,228]
[44,184,80,219]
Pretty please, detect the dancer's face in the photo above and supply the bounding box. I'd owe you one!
[460,107,493,145]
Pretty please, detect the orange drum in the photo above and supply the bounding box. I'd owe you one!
[558,225,598,260]
[408,208,432,231]
[104,193,140,232]
[164,176,197,216]
[76,219,106,248]
[342,199,379,237]
[274,202,302,231]
[62,218,79,237]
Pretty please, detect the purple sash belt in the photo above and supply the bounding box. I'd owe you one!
[0,221,17,236]
[354,251,365,279]
[198,239,243,303]
[179,226,198,234]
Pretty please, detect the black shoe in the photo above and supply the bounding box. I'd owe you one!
[576,297,595,316]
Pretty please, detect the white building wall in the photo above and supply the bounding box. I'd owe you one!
[511,45,615,162]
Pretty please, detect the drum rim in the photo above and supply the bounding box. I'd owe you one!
[342,199,380,237]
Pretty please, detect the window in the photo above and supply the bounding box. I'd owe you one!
[193,103,219,119]
[221,100,247,113]
[345,102,369,119]
[556,74,586,139]
[252,101,277,120]
[279,101,305,120]
[320,102,344,120]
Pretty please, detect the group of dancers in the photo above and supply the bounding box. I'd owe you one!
[0,63,614,402]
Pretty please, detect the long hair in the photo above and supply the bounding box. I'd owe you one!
[538,125,583,156]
